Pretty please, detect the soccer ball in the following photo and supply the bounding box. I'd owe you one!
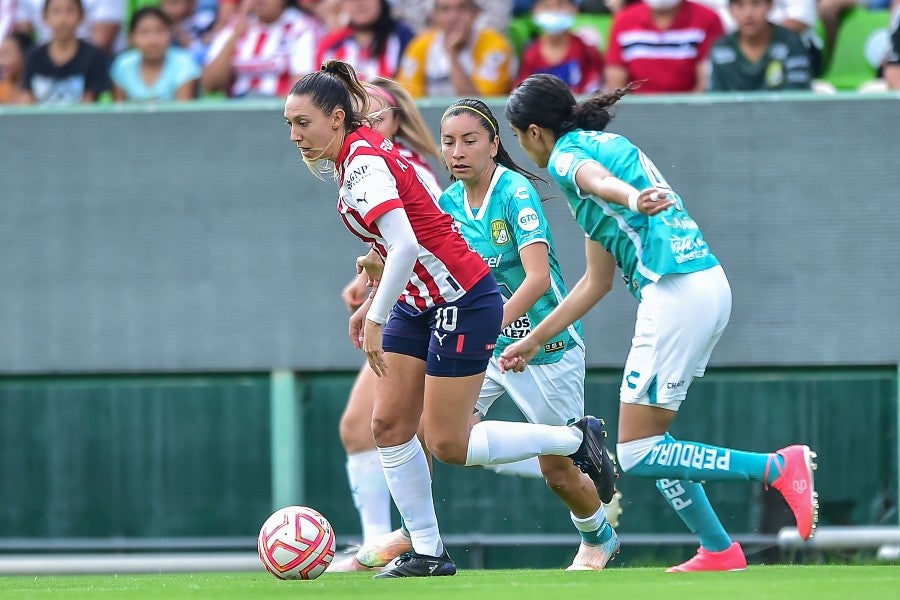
[257,506,336,580]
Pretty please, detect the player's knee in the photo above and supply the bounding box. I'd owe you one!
[371,416,417,448]
[617,435,666,473]
[427,438,468,465]
[339,413,373,454]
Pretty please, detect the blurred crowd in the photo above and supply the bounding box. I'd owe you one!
[0,0,897,105]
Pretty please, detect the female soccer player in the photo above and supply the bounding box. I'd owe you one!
[330,76,442,569]
[437,98,619,570]
[500,74,819,572]
[284,60,614,578]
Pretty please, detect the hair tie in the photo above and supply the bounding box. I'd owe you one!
[442,104,497,136]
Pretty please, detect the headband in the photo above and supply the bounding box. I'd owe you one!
[371,85,398,108]
[442,104,497,135]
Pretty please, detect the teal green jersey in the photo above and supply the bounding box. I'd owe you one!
[438,166,584,364]
[548,130,720,299]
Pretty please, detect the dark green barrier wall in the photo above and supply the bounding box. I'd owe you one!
[1,369,895,563]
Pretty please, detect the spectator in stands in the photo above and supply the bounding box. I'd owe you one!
[201,0,322,98]
[19,0,110,104]
[110,6,199,101]
[886,7,899,88]
[396,0,515,97]
[0,30,32,102]
[517,0,605,93]
[695,0,821,76]
[316,0,413,79]
[604,0,724,92]
[159,0,216,67]
[709,0,811,89]
[15,0,123,54]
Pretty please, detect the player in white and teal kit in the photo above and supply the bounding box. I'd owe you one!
[438,99,620,570]
[503,75,819,572]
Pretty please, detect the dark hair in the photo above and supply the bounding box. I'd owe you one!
[441,98,545,186]
[506,74,638,138]
[43,0,83,16]
[289,59,369,132]
[6,31,35,57]
[129,6,172,34]
[354,0,398,60]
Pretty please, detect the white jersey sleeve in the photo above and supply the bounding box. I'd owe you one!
[342,154,403,225]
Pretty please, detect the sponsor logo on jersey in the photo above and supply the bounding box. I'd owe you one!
[346,165,371,191]
[485,254,503,267]
[670,236,710,264]
[544,340,565,353]
[490,219,511,245]
[380,138,394,152]
[514,187,530,201]
[554,152,574,177]
[501,315,531,339]
[517,208,540,232]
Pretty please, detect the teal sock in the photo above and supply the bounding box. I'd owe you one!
[400,516,409,536]
[629,433,780,483]
[571,507,613,545]
[656,478,732,552]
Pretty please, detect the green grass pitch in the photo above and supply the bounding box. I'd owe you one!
[1,566,899,600]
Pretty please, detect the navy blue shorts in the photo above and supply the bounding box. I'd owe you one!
[382,274,502,377]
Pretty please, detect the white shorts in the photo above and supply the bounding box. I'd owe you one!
[475,345,585,426]
[621,265,732,412]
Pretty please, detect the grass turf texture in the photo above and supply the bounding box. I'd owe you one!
[1,566,899,600]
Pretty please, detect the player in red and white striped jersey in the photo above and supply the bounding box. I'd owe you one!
[315,0,414,81]
[285,61,609,578]
[202,0,322,98]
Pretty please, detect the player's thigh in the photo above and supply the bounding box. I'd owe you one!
[370,352,427,446]
[620,267,731,412]
[503,347,586,426]
[421,370,487,463]
[339,363,378,452]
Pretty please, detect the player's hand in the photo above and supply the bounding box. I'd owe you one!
[341,272,370,313]
[636,188,676,216]
[362,319,387,377]
[498,338,541,373]
[348,301,369,349]
[357,248,384,287]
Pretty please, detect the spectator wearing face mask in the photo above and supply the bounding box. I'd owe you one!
[516,0,605,93]
[605,0,724,92]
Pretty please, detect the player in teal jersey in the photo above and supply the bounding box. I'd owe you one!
[501,74,819,572]
[438,98,619,569]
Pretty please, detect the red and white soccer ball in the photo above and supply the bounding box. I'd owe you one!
[257,506,336,580]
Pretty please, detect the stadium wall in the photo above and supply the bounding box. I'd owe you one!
[1,96,899,373]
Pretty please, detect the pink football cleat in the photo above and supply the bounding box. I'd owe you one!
[666,542,747,573]
[769,445,819,540]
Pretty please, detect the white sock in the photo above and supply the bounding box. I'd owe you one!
[464,421,582,466]
[346,450,392,545]
[377,437,443,557]
[571,504,607,534]
[484,457,544,478]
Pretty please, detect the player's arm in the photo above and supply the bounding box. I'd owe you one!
[366,208,419,326]
[574,161,673,215]
[501,241,550,329]
[499,239,615,371]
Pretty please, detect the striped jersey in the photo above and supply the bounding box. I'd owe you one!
[605,1,723,93]
[548,130,719,299]
[206,7,321,98]
[394,140,442,199]
[315,23,414,80]
[336,126,490,311]
[439,166,584,364]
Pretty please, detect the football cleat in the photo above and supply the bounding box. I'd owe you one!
[568,416,619,504]
[566,529,620,571]
[355,528,413,568]
[373,549,457,578]
[666,542,747,572]
[768,444,819,541]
